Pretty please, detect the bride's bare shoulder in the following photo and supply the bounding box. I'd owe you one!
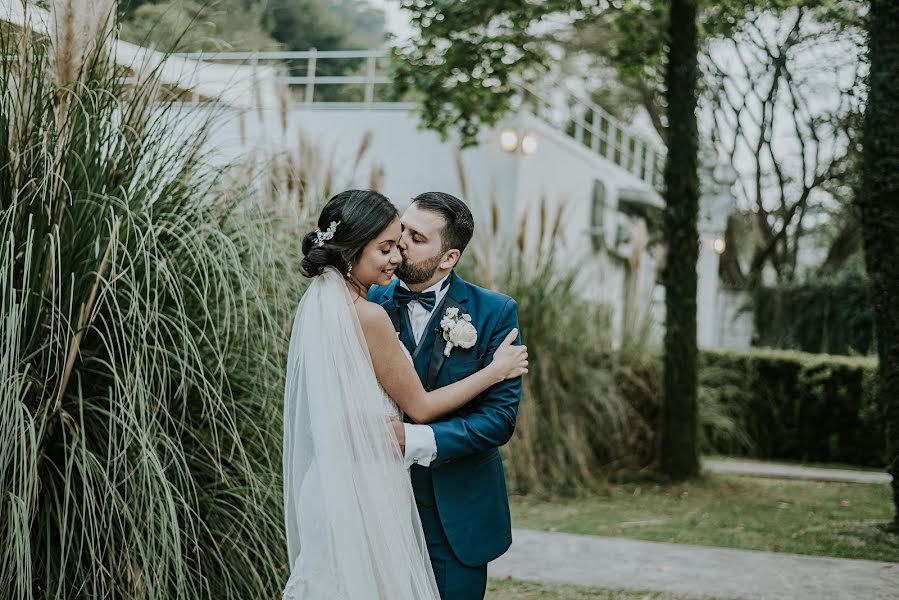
[354,299,393,336]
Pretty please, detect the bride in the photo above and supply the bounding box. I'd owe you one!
[282,190,528,599]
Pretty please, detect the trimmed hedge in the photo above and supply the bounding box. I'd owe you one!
[700,349,884,467]
[753,276,875,355]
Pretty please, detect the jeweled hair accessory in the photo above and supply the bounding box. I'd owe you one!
[314,221,341,247]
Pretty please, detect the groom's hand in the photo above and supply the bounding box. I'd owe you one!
[390,417,406,454]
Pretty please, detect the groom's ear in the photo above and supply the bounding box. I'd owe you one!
[440,248,461,270]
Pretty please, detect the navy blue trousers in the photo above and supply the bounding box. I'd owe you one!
[417,501,488,600]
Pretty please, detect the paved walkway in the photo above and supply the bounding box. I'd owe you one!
[490,528,899,599]
[703,458,892,485]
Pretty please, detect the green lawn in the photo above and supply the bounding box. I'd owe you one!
[511,475,899,562]
[487,578,724,599]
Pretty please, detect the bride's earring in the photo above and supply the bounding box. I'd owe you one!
[346,261,353,278]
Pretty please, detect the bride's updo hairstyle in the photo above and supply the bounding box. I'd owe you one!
[301,189,398,278]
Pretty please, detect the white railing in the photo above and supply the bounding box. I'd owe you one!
[515,82,665,188]
[173,50,665,187]
[173,49,396,106]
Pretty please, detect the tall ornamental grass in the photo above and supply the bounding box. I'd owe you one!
[1,4,289,598]
[459,198,638,495]
[460,195,749,495]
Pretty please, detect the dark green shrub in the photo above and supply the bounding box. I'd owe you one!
[753,274,875,355]
[700,349,883,466]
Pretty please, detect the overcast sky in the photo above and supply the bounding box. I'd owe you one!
[367,0,414,40]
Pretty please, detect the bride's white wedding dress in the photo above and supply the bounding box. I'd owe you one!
[282,268,440,600]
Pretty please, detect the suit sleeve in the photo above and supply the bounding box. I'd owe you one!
[428,298,522,468]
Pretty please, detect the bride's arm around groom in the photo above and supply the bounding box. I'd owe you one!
[426,294,521,468]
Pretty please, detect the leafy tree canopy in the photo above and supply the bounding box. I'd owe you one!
[117,0,385,53]
[391,0,864,147]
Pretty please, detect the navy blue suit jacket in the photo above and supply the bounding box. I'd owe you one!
[368,271,522,567]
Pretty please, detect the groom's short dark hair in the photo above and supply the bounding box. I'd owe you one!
[411,192,474,255]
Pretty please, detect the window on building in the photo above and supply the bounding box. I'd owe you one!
[590,178,606,252]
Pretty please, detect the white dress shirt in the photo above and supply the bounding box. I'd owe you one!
[400,274,450,469]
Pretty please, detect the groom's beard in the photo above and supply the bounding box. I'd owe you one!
[395,251,443,285]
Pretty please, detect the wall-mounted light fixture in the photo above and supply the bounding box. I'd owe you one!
[712,236,726,255]
[499,128,538,155]
[520,132,538,155]
[499,128,519,152]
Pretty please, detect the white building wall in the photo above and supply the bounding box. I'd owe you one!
[498,111,664,345]
[197,104,510,221]
[714,289,754,350]
[180,101,732,350]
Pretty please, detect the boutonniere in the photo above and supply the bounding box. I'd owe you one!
[440,307,477,357]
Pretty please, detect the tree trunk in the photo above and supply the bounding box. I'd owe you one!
[858,0,899,528]
[660,0,701,480]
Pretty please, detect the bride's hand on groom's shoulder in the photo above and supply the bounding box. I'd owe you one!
[489,329,528,382]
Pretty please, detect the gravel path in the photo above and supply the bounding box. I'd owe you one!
[490,528,899,600]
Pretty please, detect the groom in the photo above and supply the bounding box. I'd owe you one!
[369,192,522,600]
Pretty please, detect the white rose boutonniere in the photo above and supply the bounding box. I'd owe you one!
[440,307,477,357]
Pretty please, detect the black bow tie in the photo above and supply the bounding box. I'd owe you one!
[393,287,437,312]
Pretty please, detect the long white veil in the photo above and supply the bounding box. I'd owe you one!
[282,268,440,600]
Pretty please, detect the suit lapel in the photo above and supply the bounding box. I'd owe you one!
[412,306,441,383]
[399,309,417,355]
[425,273,470,390]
